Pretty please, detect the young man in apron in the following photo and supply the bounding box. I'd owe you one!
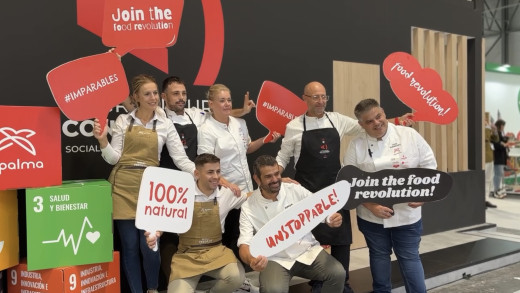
[157,76,255,283]
[148,153,249,293]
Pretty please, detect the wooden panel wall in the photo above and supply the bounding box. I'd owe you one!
[332,61,380,249]
[411,27,469,172]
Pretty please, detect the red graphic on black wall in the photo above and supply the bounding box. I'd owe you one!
[77,0,224,85]
[0,106,62,190]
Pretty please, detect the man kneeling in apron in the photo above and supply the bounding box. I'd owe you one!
[147,153,249,293]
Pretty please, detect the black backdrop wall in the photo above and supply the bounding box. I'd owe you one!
[1,0,484,245]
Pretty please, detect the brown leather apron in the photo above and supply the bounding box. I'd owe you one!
[108,119,158,219]
[170,200,237,281]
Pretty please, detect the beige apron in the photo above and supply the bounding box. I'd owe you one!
[108,119,158,219]
[170,200,237,281]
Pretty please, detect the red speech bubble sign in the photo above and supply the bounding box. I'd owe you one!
[102,0,184,56]
[383,52,458,124]
[47,52,129,131]
[256,81,308,143]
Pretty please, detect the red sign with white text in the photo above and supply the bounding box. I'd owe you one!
[8,252,120,293]
[0,106,61,190]
[47,52,128,131]
[102,0,184,56]
[256,81,308,143]
[383,52,458,124]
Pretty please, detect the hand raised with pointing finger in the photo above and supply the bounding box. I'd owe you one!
[241,91,256,115]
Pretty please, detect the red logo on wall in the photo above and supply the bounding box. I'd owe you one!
[77,0,224,85]
[0,106,62,190]
[101,0,183,56]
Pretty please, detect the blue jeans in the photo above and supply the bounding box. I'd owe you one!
[115,219,160,293]
[494,164,505,191]
[357,217,426,293]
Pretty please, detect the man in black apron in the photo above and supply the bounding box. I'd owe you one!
[276,81,412,293]
[277,81,359,293]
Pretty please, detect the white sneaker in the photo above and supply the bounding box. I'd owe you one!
[493,191,506,199]
[233,277,259,293]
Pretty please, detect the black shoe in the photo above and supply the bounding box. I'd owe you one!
[486,201,497,208]
[343,283,355,293]
[310,280,323,293]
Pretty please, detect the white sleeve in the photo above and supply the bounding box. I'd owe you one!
[237,203,255,247]
[100,115,125,165]
[276,122,298,169]
[197,123,216,155]
[342,139,359,167]
[414,131,437,170]
[336,112,363,137]
[165,119,195,174]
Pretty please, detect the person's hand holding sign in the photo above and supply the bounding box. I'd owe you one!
[93,118,109,148]
[397,113,415,126]
[326,212,342,228]
[249,255,268,272]
[362,203,395,219]
[144,231,162,250]
[408,202,424,208]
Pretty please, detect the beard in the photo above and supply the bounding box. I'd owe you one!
[262,180,281,194]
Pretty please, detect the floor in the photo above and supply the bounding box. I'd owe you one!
[174,192,520,293]
[287,192,520,293]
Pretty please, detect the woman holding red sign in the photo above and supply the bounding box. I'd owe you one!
[93,74,195,293]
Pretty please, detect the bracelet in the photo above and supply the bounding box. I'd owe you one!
[394,117,400,125]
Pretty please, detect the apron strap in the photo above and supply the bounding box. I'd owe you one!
[128,117,135,132]
[303,112,336,131]
[185,112,195,125]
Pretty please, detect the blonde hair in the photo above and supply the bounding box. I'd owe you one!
[130,74,157,96]
[129,75,165,117]
[206,84,230,101]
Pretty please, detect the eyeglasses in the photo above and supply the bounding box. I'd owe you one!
[304,94,329,101]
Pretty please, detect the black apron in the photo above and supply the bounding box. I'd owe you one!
[159,112,198,169]
[294,114,352,245]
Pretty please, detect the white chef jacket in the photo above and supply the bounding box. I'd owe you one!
[237,183,323,270]
[193,185,248,232]
[197,115,253,192]
[276,112,363,170]
[100,110,195,174]
[165,107,208,127]
[343,123,437,228]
